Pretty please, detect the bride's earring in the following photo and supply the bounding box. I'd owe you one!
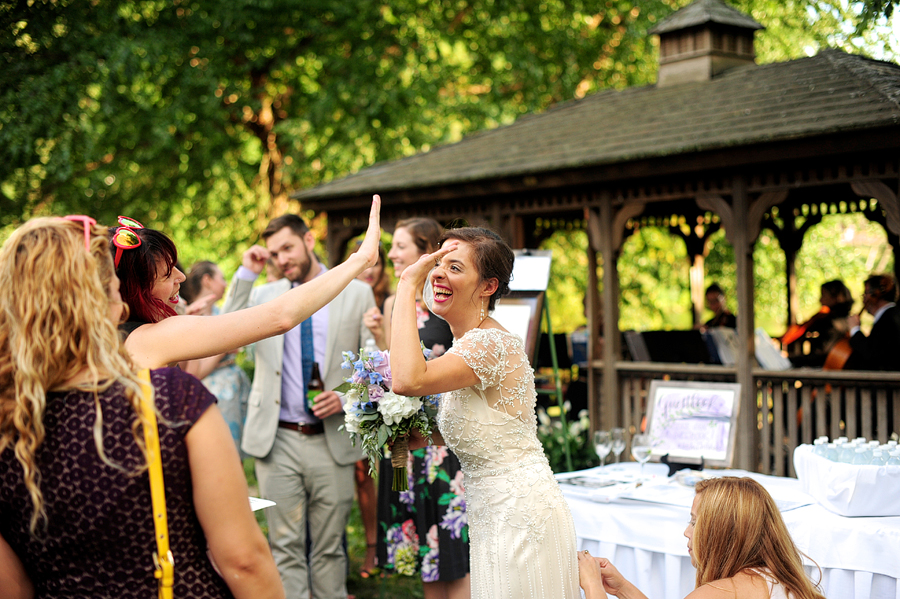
[480,298,487,321]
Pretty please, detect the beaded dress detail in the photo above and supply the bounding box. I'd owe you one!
[443,328,579,598]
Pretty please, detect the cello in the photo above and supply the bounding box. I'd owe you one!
[822,305,864,371]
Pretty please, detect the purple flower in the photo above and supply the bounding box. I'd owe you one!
[421,548,440,582]
[368,384,384,401]
[374,352,391,386]
[439,495,467,540]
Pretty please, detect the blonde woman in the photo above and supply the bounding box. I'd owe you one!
[578,477,826,599]
[0,217,284,598]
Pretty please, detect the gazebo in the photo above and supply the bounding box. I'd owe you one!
[295,0,900,473]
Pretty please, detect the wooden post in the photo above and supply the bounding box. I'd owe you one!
[599,193,620,431]
[585,206,602,432]
[732,176,758,471]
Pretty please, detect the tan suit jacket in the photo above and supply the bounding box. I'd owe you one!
[223,275,374,464]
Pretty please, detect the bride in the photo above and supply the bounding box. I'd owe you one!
[390,227,580,599]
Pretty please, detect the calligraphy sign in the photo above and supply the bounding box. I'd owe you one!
[644,380,741,468]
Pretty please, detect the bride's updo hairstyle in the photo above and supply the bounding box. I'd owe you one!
[692,477,825,599]
[439,227,514,311]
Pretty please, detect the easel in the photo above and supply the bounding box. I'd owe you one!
[534,298,574,472]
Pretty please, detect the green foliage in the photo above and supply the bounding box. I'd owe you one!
[619,227,693,331]
[537,407,601,473]
[540,228,591,333]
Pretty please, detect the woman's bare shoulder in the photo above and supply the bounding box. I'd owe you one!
[687,572,770,599]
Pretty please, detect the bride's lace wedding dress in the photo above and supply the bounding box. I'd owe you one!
[442,328,579,598]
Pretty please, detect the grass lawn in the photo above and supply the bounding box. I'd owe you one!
[244,458,424,599]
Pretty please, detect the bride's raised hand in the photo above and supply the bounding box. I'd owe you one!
[399,241,460,290]
[351,194,382,270]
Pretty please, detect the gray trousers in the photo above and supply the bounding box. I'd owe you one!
[257,427,355,599]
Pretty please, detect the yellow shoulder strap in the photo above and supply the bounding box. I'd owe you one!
[138,368,174,599]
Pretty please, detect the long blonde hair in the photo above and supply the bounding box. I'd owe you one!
[0,217,147,532]
[693,477,825,599]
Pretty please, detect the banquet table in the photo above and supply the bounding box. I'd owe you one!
[558,463,900,599]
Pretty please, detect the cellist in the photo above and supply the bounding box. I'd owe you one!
[785,280,853,368]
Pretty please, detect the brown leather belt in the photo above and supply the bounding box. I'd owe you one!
[278,420,324,435]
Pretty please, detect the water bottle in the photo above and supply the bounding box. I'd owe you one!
[851,447,869,465]
[813,438,827,457]
[871,450,888,466]
[825,443,839,461]
[855,437,867,445]
[886,449,900,466]
[364,338,378,356]
[839,441,858,464]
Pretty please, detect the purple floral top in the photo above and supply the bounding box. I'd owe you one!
[0,368,232,598]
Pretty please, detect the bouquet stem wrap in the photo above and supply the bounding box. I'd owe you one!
[391,436,410,491]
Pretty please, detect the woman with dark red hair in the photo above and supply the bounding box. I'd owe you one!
[109,197,382,369]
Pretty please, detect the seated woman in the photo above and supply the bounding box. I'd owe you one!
[107,197,381,368]
[0,216,283,598]
[578,477,825,599]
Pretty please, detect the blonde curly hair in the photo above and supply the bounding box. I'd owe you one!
[0,217,149,533]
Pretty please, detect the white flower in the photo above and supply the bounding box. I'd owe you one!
[343,401,362,434]
[378,391,422,426]
[537,408,551,427]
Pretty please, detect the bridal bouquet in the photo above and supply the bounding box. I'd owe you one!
[337,344,438,491]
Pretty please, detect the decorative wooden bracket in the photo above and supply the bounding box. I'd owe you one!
[748,190,789,243]
[612,201,646,252]
[696,193,734,244]
[851,180,900,237]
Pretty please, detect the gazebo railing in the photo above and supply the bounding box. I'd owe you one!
[594,362,900,477]
[756,369,900,477]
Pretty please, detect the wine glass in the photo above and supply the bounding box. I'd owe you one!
[611,427,626,463]
[593,431,612,467]
[631,433,653,477]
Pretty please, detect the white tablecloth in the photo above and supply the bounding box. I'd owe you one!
[560,463,900,599]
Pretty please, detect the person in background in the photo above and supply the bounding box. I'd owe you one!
[366,218,471,598]
[181,261,251,454]
[847,274,900,371]
[222,213,375,599]
[785,279,853,368]
[355,240,390,310]
[344,241,390,578]
[578,477,825,599]
[107,197,381,371]
[701,283,736,330]
[0,216,284,599]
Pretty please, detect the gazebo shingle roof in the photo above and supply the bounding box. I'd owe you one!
[296,49,900,201]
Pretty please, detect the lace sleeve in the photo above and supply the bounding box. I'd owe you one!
[448,329,506,391]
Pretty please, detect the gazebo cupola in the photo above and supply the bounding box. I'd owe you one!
[650,0,764,87]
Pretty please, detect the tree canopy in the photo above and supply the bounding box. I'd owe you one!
[1,0,896,330]
[2,1,895,245]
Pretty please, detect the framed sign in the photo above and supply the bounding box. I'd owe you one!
[644,380,741,468]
